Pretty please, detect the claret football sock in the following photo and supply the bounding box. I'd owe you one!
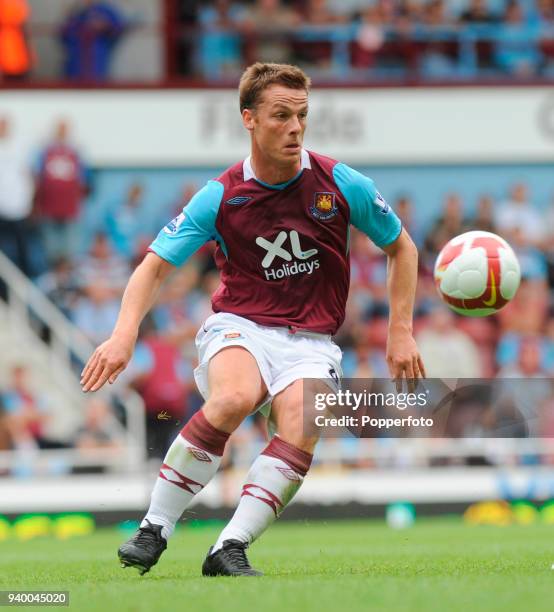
[212,436,312,552]
[141,409,229,540]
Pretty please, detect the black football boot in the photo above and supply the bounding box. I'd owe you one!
[118,520,167,575]
[202,539,263,577]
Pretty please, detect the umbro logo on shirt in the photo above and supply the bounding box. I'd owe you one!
[225,196,252,206]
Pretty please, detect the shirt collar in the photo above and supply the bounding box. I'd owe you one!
[243,149,311,183]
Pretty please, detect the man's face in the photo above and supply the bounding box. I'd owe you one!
[243,84,308,167]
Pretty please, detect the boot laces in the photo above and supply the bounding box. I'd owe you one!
[135,521,161,547]
[223,541,251,569]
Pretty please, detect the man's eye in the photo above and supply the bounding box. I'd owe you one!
[299,113,308,119]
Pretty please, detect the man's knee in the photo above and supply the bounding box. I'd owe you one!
[204,389,259,430]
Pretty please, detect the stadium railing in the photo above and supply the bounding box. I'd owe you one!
[0,250,146,475]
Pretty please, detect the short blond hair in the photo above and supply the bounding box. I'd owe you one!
[239,62,311,112]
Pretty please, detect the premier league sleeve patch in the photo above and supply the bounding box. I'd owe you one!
[310,192,338,221]
[374,192,390,214]
[163,212,186,235]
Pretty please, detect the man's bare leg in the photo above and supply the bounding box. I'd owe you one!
[209,379,321,559]
[119,347,266,574]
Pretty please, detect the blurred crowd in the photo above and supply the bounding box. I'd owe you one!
[2,0,554,83]
[1,112,554,475]
[182,0,554,80]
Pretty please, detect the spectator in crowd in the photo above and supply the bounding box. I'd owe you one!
[510,225,548,283]
[341,326,389,378]
[79,231,129,294]
[0,116,37,277]
[126,319,193,459]
[351,4,386,70]
[242,0,300,65]
[75,396,124,453]
[395,194,423,247]
[497,277,549,336]
[0,395,11,454]
[497,324,554,374]
[0,0,31,81]
[150,263,200,334]
[349,229,388,318]
[535,0,554,22]
[292,0,344,68]
[36,256,80,319]
[60,0,128,81]
[419,0,460,78]
[422,192,464,271]
[494,0,542,77]
[543,191,554,289]
[104,181,149,260]
[72,289,121,346]
[173,0,202,77]
[464,194,496,233]
[72,232,129,343]
[498,336,552,437]
[495,182,544,248]
[416,306,483,378]
[2,364,50,449]
[198,0,247,80]
[33,119,88,263]
[302,0,342,25]
[544,316,554,373]
[460,0,498,23]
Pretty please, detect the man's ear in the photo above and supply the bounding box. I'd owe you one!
[242,108,255,132]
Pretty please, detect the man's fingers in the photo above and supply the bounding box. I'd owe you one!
[81,351,99,384]
[404,360,416,393]
[82,359,108,392]
[109,365,125,384]
[392,363,404,393]
[90,368,114,392]
[417,354,427,379]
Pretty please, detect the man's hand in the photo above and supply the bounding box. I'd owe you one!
[81,332,136,393]
[386,327,426,392]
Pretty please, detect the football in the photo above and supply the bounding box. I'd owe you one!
[434,230,521,317]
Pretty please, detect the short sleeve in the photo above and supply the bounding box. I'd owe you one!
[333,163,402,248]
[149,180,224,267]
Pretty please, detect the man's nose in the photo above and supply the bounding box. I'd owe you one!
[289,116,302,133]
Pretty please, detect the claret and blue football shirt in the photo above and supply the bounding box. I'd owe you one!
[150,149,402,335]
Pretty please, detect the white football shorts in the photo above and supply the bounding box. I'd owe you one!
[193,312,343,413]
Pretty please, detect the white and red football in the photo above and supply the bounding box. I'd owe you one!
[433,231,521,317]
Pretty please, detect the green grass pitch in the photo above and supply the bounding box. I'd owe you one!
[1,518,553,612]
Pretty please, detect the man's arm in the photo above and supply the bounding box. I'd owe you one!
[81,179,224,392]
[332,162,425,386]
[382,228,426,388]
[80,253,175,392]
